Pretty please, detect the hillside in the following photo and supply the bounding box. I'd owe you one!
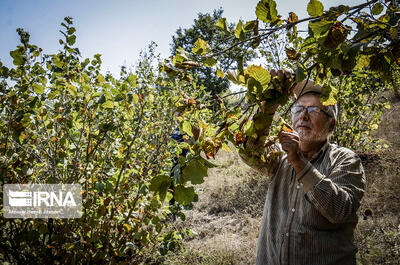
[163,95,400,265]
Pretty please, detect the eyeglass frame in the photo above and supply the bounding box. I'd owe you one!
[291,105,333,118]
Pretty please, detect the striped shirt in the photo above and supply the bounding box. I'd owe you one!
[239,140,366,265]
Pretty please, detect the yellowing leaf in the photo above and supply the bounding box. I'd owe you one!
[216,67,225,78]
[234,20,245,41]
[215,18,229,32]
[96,73,106,83]
[182,120,193,137]
[244,65,271,89]
[323,21,349,50]
[32,84,45,94]
[192,38,210,55]
[320,83,338,106]
[288,12,298,23]
[285,47,300,60]
[256,0,278,23]
[123,223,132,232]
[127,74,137,87]
[222,143,232,152]
[102,100,114,109]
[307,0,324,17]
[20,132,27,140]
[132,93,139,104]
[280,117,293,132]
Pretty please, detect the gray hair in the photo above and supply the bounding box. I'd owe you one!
[326,104,338,120]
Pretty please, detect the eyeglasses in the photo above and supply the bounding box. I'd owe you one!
[291,105,333,117]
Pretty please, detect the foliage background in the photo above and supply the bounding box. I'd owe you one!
[1,0,400,263]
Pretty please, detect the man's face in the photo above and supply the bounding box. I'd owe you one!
[291,93,334,143]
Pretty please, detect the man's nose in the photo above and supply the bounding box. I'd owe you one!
[297,109,310,120]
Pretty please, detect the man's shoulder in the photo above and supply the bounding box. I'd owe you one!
[327,142,362,165]
[328,142,357,155]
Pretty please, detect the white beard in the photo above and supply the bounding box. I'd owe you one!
[296,125,330,143]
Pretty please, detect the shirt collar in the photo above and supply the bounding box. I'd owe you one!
[309,140,330,162]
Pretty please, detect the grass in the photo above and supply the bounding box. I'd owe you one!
[162,95,400,265]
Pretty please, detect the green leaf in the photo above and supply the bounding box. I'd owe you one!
[253,112,273,130]
[200,157,218,168]
[52,55,64,68]
[307,0,324,17]
[66,84,77,96]
[244,20,257,32]
[165,192,173,203]
[102,101,114,109]
[308,20,334,38]
[243,120,255,135]
[245,65,271,90]
[32,84,45,94]
[114,94,125,102]
[181,156,215,185]
[320,83,338,106]
[67,27,76,35]
[247,77,261,96]
[127,74,137,87]
[244,121,256,137]
[192,38,210,55]
[67,35,76,46]
[182,120,193,137]
[149,174,171,202]
[234,20,246,41]
[372,3,384,16]
[181,157,207,184]
[215,18,229,32]
[10,49,25,66]
[256,0,278,23]
[203,57,217,67]
[174,185,195,205]
[96,73,106,83]
[295,64,307,83]
[0,66,9,78]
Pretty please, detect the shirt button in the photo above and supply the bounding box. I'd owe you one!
[296,184,300,189]
[285,232,289,237]
[292,208,296,212]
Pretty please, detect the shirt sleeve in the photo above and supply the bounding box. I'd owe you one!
[238,136,283,177]
[297,151,366,224]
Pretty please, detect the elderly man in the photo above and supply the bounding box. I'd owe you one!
[240,79,366,265]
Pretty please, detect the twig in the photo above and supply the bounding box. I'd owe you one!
[221,90,247,99]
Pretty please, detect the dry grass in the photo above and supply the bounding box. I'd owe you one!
[163,96,400,265]
[355,95,400,265]
[162,146,268,265]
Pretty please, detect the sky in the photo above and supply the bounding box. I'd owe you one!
[0,0,362,77]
